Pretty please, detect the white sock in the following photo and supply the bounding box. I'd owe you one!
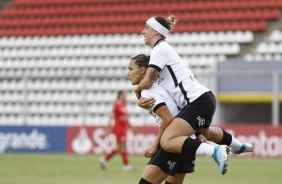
[196,143,215,156]
[229,135,243,150]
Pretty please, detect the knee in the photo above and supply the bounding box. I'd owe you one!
[160,137,170,152]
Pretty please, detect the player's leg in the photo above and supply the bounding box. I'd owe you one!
[201,126,252,154]
[117,134,134,171]
[160,117,196,153]
[165,151,195,184]
[160,118,228,174]
[139,165,168,184]
[119,142,134,171]
[140,147,184,184]
[160,91,229,174]
[160,91,217,154]
[200,91,252,154]
[165,174,186,184]
[105,133,119,161]
[99,134,118,170]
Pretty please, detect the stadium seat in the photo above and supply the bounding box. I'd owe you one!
[268,30,282,42]
[0,0,281,127]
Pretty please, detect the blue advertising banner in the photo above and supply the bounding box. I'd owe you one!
[0,126,66,153]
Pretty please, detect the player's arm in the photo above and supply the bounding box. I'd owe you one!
[126,112,133,129]
[154,105,173,145]
[107,113,114,127]
[135,67,158,99]
[144,104,173,158]
[106,104,116,135]
[104,113,114,136]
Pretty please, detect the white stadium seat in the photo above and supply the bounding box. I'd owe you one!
[0,29,278,126]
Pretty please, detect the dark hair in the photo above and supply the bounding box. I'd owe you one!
[117,90,125,99]
[130,54,150,69]
[154,15,177,32]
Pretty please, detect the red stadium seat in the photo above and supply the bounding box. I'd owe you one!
[0,0,279,36]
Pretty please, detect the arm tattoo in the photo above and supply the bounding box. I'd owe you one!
[149,70,157,81]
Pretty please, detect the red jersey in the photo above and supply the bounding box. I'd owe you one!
[112,100,128,135]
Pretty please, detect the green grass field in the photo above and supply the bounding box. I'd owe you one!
[0,154,281,184]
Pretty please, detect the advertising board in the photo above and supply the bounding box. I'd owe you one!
[0,126,66,153]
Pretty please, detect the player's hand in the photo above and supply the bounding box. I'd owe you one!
[144,145,158,158]
[138,97,155,109]
[135,89,141,99]
[197,134,207,143]
[104,127,111,137]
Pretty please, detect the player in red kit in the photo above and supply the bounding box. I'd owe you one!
[99,90,135,171]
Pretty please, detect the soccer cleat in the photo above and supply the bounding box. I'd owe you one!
[99,157,106,170]
[212,145,229,175]
[123,164,135,171]
[231,143,253,154]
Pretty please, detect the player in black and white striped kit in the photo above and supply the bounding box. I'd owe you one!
[128,54,223,184]
[135,15,253,178]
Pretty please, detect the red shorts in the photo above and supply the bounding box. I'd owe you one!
[113,129,127,144]
[115,133,126,144]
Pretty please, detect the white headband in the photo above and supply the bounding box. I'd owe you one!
[146,17,169,37]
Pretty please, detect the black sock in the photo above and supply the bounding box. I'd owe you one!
[181,137,202,155]
[217,129,232,145]
[139,178,152,184]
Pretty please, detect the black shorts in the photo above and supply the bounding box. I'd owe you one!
[148,146,195,176]
[176,91,216,132]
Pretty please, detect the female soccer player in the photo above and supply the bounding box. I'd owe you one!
[128,54,227,184]
[135,15,252,175]
[99,90,134,171]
